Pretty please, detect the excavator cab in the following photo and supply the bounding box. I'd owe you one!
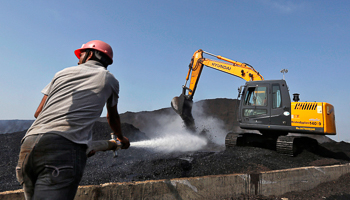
[238,79,292,135]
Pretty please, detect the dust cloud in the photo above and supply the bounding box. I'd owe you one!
[130,103,228,153]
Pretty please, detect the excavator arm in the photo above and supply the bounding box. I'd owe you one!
[171,49,264,131]
[186,49,263,99]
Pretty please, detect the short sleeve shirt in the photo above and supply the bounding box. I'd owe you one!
[24,60,119,145]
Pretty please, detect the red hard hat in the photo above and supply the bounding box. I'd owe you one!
[74,40,113,64]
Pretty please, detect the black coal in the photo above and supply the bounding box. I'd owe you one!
[1,99,350,200]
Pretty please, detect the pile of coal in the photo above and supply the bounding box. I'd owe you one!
[1,98,350,199]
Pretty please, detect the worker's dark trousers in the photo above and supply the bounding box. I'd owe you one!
[16,133,87,200]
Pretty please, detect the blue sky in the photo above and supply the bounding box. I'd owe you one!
[0,0,349,141]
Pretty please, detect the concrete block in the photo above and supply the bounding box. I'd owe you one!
[258,163,350,196]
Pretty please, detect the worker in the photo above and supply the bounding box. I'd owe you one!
[15,40,130,200]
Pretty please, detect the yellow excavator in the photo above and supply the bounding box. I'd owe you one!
[171,49,336,156]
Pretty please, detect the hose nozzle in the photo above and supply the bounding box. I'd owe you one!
[111,134,122,158]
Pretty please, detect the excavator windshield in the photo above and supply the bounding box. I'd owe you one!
[243,86,268,117]
[244,87,267,106]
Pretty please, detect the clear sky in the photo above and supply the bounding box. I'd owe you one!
[0,1,349,141]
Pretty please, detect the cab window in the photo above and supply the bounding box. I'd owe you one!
[244,108,267,116]
[272,85,282,108]
[244,86,267,106]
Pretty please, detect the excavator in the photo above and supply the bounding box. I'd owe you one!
[171,49,336,156]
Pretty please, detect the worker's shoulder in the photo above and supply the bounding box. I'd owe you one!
[55,65,80,74]
[56,64,103,75]
[105,71,119,84]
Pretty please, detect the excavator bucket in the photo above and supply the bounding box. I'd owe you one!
[171,93,196,132]
[171,94,185,116]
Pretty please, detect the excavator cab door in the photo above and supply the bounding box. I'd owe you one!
[240,83,270,125]
[269,82,291,126]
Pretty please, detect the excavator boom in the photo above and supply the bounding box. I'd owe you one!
[171,49,263,131]
[186,49,263,98]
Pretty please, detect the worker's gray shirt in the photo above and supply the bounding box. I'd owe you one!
[24,60,119,145]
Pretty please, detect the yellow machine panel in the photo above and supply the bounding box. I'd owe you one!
[323,102,336,135]
[291,102,336,135]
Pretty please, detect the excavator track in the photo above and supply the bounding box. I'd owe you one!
[226,133,318,157]
[225,132,245,148]
[225,132,237,148]
[276,136,297,156]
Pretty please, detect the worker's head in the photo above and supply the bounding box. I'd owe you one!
[75,40,113,67]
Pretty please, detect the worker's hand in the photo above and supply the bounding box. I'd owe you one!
[87,150,96,157]
[108,139,118,150]
[117,136,130,149]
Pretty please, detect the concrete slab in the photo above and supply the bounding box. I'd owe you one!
[1,163,349,200]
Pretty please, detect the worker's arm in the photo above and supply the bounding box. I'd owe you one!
[107,104,130,149]
[34,95,48,118]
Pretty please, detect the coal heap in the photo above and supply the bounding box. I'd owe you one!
[1,98,350,199]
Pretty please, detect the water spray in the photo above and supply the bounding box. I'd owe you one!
[130,132,208,153]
